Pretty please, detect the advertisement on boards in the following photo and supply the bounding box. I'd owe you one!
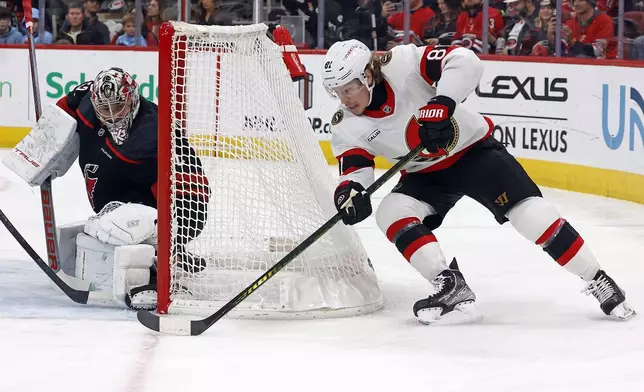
[1,48,642,176]
[468,62,572,161]
[601,83,644,154]
[469,61,644,175]
[0,49,29,128]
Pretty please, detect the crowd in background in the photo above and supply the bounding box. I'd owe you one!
[0,0,643,60]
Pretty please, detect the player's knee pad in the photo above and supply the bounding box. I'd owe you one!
[507,197,584,264]
[507,197,561,243]
[375,193,446,279]
[375,193,435,234]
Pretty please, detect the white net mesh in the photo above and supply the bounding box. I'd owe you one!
[163,22,382,318]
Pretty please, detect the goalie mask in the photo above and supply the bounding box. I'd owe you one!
[91,68,140,145]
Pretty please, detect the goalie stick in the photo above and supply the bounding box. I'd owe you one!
[22,0,64,273]
[0,208,104,304]
[137,143,431,336]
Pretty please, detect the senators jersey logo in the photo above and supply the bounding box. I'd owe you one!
[83,163,99,210]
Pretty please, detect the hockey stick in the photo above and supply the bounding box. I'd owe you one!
[0,2,92,305]
[137,143,428,335]
[0,208,95,303]
[22,0,64,273]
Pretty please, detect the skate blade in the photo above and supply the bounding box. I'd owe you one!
[611,302,637,321]
[416,301,483,326]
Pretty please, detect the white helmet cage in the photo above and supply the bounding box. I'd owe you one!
[90,67,140,145]
[322,39,374,101]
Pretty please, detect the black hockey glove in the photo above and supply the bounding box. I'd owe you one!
[334,181,372,225]
[417,95,457,155]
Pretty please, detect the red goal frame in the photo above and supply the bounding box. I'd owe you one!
[156,22,180,314]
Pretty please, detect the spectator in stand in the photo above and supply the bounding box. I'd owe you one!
[596,0,637,17]
[281,0,346,48]
[497,0,539,55]
[85,11,110,44]
[115,13,147,47]
[454,0,505,53]
[84,0,101,15]
[58,2,108,44]
[110,6,158,46]
[385,0,435,47]
[535,0,554,35]
[337,0,389,50]
[197,0,233,26]
[424,0,461,45]
[0,0,19,25]
[147,0,164,38]
[55,36,74,44]
[162,5,178,22]
[82,0,110,43]
[0,6,22,43]
[562,0,575,21]
[22,8,53,44]
[550,0,616,59]
[633,35,644,60]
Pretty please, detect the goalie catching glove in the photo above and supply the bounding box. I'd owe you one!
[334,181,372,225]
[84,201,158,246]
[417,95,457,156]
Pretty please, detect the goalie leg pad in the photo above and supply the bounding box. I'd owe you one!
[75,232,117,291]
[85,202,158,246]
[2,104,79,186]
[113,244,156,310]
[75,233,156,309]
[56,222,86,277]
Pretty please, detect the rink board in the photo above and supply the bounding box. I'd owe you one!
[1,47,642,203]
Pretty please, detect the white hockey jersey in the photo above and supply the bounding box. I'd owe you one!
[331,44,493,189]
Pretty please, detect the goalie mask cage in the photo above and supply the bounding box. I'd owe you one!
[157,22,383,318]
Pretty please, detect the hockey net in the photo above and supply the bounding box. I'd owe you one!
[157,22,383,318]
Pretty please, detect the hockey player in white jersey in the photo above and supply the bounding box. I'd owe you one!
[323,40,636,325]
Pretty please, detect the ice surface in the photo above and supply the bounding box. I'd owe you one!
[1,149,643,392]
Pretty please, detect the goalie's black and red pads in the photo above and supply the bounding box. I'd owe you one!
[273,25,307,82]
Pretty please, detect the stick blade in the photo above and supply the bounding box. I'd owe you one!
[136,310,196,336]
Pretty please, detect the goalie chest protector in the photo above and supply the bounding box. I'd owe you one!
[56,83,160,213]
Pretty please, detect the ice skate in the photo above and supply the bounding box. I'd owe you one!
[583,270,636,321]
[413,259,482,325]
